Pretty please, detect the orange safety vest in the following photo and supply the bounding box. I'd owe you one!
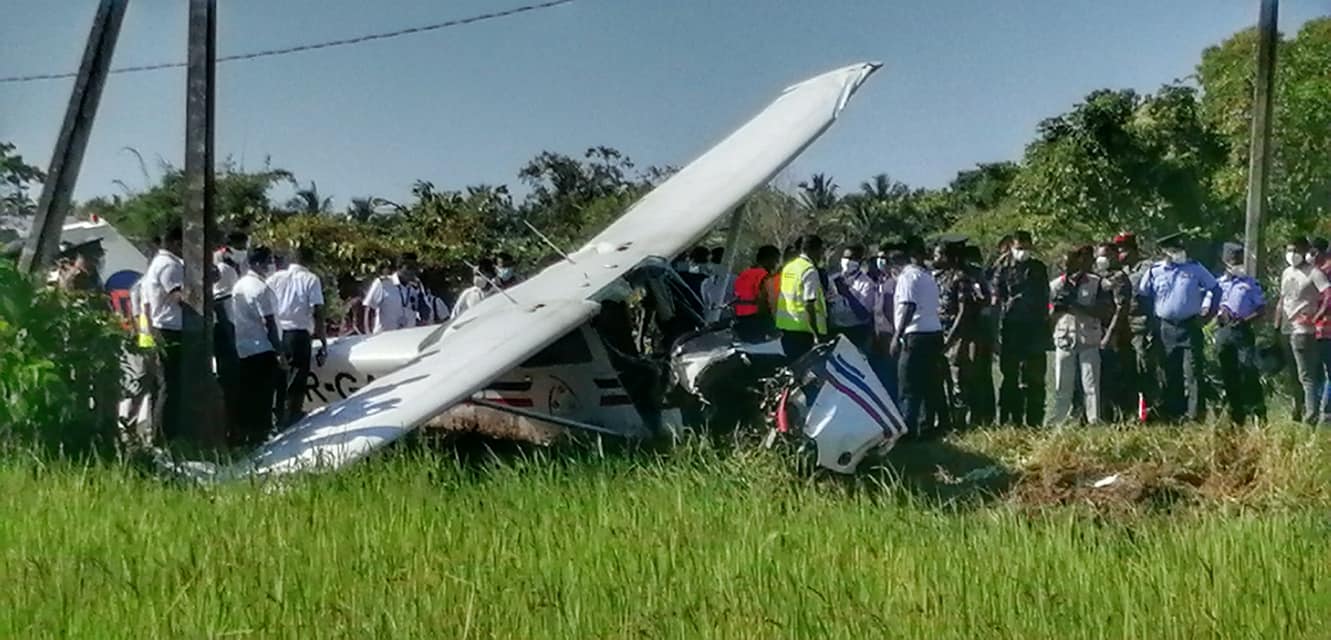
[733,267,770,317]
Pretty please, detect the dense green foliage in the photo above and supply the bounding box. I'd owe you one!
[0,142,45,244]
[0,260,126,456]
[0,147,126,456]
[3,425,1330,637]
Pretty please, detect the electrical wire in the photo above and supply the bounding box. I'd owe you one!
[0,0,573,85]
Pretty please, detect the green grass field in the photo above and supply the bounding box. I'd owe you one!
[3,425,1331,638]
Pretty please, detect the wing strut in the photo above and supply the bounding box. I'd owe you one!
[522,219,577,265]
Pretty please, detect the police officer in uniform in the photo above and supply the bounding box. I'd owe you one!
[962,243,996,425]
[1137,231,1220,422]
[991,230,1050,427]
[1113,232,1157,420]
[1094,242,1134,421]
[1214,242,1267,425]
[932,235,982,426]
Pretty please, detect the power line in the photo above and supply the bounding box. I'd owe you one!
[0,0,573,85]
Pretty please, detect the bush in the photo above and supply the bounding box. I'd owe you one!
[0,260,126,457]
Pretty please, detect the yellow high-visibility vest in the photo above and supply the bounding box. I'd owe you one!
[136,313,156,349]
[774,255,827,334]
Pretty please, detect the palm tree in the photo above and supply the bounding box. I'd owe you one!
[287,181,332,214]
[859,173,903,202]
[345,197,376,222]
[797,173,840,211]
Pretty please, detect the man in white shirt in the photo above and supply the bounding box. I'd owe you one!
[227,246,284,445]
[451,259,498,321]
[141,224,185,441]
[892,235,947,436]
[267,245,327,427]
[1276,236,1331,425]
[365,253,420,333]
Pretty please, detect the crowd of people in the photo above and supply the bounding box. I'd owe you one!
[713,229,1331,436]
[25,219,529,448]
[127,226,334,446]
[339,251,519,335]
[24,216,1331,446]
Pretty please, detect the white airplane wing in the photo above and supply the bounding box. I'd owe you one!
[223,62,881,479]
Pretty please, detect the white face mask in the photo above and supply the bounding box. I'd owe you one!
[840,258,860,274]
[1166,249,1188,264]
[1011,248,1028,262]
[1307,252,1319,265]
[1093,256,1111,272]
[496,267,514,281]
[1227,264,1246,276]
[875,257,888,271]
[232,249,248,267]
[1287,251,1305,267]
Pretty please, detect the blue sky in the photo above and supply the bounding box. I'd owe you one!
[1,0,1325,207]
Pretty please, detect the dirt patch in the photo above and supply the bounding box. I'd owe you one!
[1007,431,1268,513]
[1011,461,1205,514]
[875,427,1297,514]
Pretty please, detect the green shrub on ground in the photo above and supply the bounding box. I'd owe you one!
[0,260,126,457]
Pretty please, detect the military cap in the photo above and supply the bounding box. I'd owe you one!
[58,237,104,258]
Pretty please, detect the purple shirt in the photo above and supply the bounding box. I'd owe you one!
[1217,273,1264,319]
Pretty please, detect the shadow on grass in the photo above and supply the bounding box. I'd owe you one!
[852,436,1017,510]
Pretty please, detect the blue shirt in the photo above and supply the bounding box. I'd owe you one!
[1216,273,1265,319]
[1137,260,1220,321]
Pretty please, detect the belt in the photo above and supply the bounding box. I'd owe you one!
[1160,316,1199,325]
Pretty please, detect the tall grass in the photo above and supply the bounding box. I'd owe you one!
[2,426,1330,638]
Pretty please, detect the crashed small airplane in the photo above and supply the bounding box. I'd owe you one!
[179,61,900,481]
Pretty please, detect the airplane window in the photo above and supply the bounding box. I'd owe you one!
[521,329,593,367]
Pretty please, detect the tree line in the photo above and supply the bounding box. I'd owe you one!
[2,19,1328,299]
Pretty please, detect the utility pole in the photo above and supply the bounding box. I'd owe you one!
[181,0,223,446]
[1243,0,1278,276]
[19,0,128,275]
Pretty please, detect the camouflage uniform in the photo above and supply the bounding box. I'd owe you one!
[992,256,1051,427]
[935,266,984,425]
[1098,266,1136,421]
[1123,258,1158,420]
[966,262,996,425]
